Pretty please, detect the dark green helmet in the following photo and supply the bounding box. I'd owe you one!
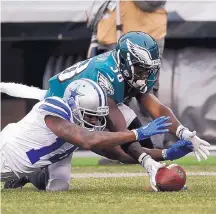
[115,31,161,93]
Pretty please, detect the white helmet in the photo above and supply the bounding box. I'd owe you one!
[63,78,109,131]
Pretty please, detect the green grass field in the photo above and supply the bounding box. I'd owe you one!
[1,156,216,214]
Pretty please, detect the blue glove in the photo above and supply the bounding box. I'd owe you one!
[132,116,171,141]
[163,140,194,161]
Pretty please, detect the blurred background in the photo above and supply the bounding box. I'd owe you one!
[1,0,216,146]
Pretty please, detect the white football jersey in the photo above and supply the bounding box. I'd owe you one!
[0,96,78,174]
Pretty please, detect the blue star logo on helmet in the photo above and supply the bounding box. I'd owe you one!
[70,87,83,98]
[68,87,84,108]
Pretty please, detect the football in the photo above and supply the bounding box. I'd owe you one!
[156,164,186,191]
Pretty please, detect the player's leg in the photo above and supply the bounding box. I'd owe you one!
[4,154,73,191]
[3,166,49,190]
[1,145,28,188]
[4,175,29,189]
[0,131,24,185]
[25,154,73,191]
[1,127,48,189]
[46,154,72,191]
[1,160,20,182]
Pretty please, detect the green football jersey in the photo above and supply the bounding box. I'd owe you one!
[45,51,125,104]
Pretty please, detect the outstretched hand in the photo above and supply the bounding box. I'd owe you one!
[133,116,172,141]
[141,155,166,192]
[164,140,194,161]
[177,125,211,161]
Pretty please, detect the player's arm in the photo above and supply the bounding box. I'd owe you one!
[40,96,168,150]
[45,110,171,152]
[0,82,47,100]
[142,140,193,161]
[91,146,162,163]
[137,93,181,134]
[106,97,148,160]
[92,140,193,163]
[39,96,138,149]
[106,97,170,161]
[138,93,211,161]
[45,115,136,150]
[106,97,128,132]
[91,146,138,164]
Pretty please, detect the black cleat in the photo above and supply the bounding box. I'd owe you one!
[4,176,29,189]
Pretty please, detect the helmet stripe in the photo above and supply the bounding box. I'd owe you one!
[94,79,107,106]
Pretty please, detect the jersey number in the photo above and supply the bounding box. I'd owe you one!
[57,58,92,82]
[26,138,77,164]
[110,66,124,82]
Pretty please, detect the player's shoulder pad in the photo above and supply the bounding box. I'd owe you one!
[38,96,72,121]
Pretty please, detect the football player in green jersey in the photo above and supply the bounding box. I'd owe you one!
[45,31,210,163]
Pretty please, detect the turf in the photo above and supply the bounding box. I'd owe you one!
[2,176,216,214]
[1,156,216,214]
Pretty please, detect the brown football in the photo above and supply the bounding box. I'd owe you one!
[156,164,186,191]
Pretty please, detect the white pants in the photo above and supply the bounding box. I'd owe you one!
[0,131,22,181]
[1,149,20,181]
[46,154,72,191]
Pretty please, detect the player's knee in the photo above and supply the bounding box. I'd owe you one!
[46,179,69,191]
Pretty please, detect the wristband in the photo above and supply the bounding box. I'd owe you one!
[176,125,189,139]
[162,149,167,160]
[131,129,138,141]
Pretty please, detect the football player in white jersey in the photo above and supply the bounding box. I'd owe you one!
[1,79,178,191]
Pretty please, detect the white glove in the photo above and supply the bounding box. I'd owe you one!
[139,153,166,192]
[176,125,211,161]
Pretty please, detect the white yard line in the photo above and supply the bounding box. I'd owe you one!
[71,172,216,178]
